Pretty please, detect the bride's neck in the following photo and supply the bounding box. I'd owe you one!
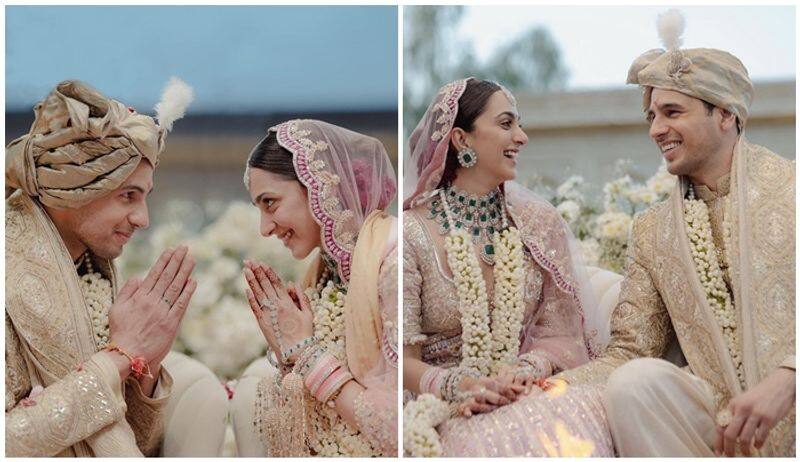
[450,173,500,196]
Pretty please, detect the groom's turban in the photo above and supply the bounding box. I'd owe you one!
[6,78,192,208]
[626,10,754,131]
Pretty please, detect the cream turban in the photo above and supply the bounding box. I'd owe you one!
[627,10,754,131]
[6,78,192,208]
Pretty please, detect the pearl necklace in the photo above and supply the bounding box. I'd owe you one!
[77,253,112,349]
[684,185,745,389]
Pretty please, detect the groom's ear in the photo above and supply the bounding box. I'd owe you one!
[451,127,470,152]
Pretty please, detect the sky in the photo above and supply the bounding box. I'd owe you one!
[458,5,795,89]
[5,6,398,113]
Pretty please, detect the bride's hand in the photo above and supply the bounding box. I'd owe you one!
[243,260,314,363]
[456,376,512,417]
[495,364,533,398]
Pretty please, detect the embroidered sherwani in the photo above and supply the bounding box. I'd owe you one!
[557,138,795,456]
[5,192,173,457]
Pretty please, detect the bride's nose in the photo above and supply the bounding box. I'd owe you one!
[260,212,277,237]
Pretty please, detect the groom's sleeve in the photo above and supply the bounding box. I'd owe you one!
[5,314,128,457]
[556,208,674,386]
[124,366,173,456]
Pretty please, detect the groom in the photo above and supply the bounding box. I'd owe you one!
[5,80,197,456]
[555,18,795,458]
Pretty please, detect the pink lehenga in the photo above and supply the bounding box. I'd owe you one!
[403,78,614,457]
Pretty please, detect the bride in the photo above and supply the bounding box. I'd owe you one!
[403,78,614,456]
[234,119,398,456]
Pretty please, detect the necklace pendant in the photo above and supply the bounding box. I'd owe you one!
[480,244,496,265]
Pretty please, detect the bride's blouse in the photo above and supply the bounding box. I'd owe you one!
[403,205,587,376]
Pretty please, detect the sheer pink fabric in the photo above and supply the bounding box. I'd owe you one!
[404,78,471,210]
[269,119,396,283]
[505,182,608,359]
[404,80,609,360]
[266,119,398,454]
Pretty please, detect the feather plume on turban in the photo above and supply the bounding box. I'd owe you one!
[627,9,753,131]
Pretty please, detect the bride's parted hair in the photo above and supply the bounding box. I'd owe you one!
[247,132,299,181]
[437,78,502,189]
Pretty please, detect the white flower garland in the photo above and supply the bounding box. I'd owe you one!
[684,186,745,388]
[444,228,494,375]
[439,189,526,376]
[302,277,379,456]
[489,226,526,368]
[404,190,527,457]
[78,256,112,349]
[307,280,347,361]
[403,394,451,457]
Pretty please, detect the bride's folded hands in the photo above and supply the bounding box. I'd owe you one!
[455,375,516,416]
[496,363,542,397]
[242,259,314,364]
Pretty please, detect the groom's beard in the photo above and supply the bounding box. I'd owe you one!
[78,225,137,260]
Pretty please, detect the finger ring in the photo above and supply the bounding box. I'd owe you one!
[716,408,733,427]
[260,298,277,311]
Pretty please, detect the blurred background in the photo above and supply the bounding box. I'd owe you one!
[404,5,795,187]
[6,5,398,383]
[404,5,794,273]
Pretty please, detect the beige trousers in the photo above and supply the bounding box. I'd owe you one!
[604,358,717,457]
[160,352,230,457]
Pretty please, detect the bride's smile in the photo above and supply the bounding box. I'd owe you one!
[247,167,321,259]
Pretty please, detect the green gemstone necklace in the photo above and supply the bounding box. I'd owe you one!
[427,185,507,265]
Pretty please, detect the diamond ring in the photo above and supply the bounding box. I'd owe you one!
[716,408,733,427]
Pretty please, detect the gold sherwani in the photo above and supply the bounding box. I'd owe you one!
[5,191,173,457]
[558,137,795,456]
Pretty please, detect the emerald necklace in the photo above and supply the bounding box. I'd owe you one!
[426,185,506,265]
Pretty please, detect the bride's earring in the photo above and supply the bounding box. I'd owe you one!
[457,147,477,168]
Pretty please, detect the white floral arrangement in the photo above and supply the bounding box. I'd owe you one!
[118,200,308,380]
[530,161,676,272]
[403,394,451,457]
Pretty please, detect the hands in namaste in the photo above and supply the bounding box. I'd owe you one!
[107,245,197,383]
[242,259,314,364]
[714,367,795,456]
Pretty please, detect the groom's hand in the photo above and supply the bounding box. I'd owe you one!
[714,367,795,456]
[108,246,197,382]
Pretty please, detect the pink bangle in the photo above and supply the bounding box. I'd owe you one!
[305,354,341,395]
[310,365,341,397]
[419,367,445,397]
[317,368,353,403]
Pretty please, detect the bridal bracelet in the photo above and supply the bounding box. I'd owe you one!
[420,366,480,402]
[102,342,152,379]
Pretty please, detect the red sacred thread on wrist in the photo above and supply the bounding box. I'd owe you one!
[535,378,554,391]
[103,342,153,379]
